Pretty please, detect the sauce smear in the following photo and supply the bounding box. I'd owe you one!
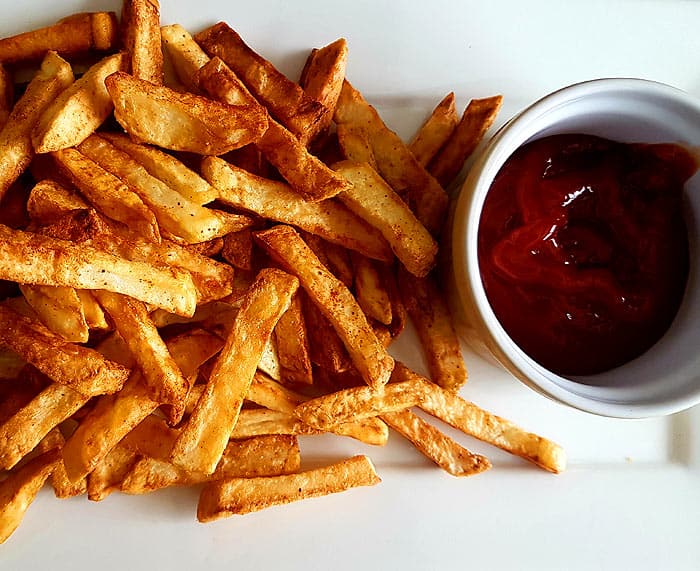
[479,134,696,375]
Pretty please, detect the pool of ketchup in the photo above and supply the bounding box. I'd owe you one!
[478,134,697,376]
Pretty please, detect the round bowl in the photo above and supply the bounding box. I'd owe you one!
[449,78,700,418]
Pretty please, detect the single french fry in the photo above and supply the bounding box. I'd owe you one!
[398,269,467,392]
[86,443,137,501]
[350,252,392,326]
[19,284,89,343]
[122,0,163,84]
[94,331,133,367]
[0,12,118,64]
[0,448,60,544]
[336,124,378,169]
[196,55,257,106]
[334,161,438,277]
[300,292,351,373]
[408,92,458,166]
[75,290,109,330]
[105,71,268,155]
[160,24,210,91]
[202,157,393,262]
[0,64,12,128]
[428,95,503,187]
[37,427,86,498]
[273,294,313,385]
[246,371,308,413]
[321,240,354,288]
[198,455,380,520]
[256,225,394,389]
[381,409,491,477]
[26,179,88,225]
[0,51,73,202]
[221,229,253,271]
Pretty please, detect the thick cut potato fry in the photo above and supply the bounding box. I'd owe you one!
[51,147,160,242]
[198,455,380,520]
[79,135,252,243]
[98,132,218,205]
[122,0,163,84]
[195,22,325,142]
[76,290,109,330]
[274,294,313,385]
[160,24,210,91]
[350,252,392,326]
[0,448,60,544]
[26,179,88,225]
[0,305,128,397]
[0,224,198,316]
[19,284,89,343]
[0,12,117,64]
[0,51,73,202]
[0,64,12,128]
[86,444,137,501]
[118,415,181,461]
[300,292,351,373]
[171,269,298,475]
[381,410,491,477]
[335,161,437,278]
[202,157,392,261]
[293,380,423,430]
[334,80,449,235]
[408,92,458,166]
[336,124,377,169]
[105,71,268,155]
[398,269,466,392]
[428,95,503,187]
[32,53,126,153]
[319,239,354,288]
[93,291,187,412]
[256,225,394,390]
[196,56,257,106]
[246,371,308,413]
[221,230,253,271]
[37,427,87,498]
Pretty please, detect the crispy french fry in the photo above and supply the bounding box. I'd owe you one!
[334,160,438,277]
[32,53,126,153]
[0,12,118,64]
[274,293,313,386]
[94,331,134,367]
[19,284,89,343]
[76,290,109,330]
[408,92,458,166]
[0,64,12,128]
[105,71,268,155]
[196,55,257,106]
[428,95,503,187]
[37,427,87,498]
[321,240,354,288]
[381,410,490,477]
[195,22,325,142]
[86,444,137,501]
[171,268,298,475]
[202,157,393,261]
[247,371,308,413]
[0,51,73,201]
[398,269,466,392]
[350,252,392,326]
[122,0,163,84]
[336,124,377,169]
[256,225,394,389]
[26,179,88,225]
[221,229,253,271]
[198,455,380,520]
[118,415,180,461]
[0,448,60,543]
[160,24,210,91]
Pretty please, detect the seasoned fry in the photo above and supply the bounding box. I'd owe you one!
[247,371,308,413]
[302,291,351,373]
[274,294,313,385]
[0,64,12,129]
[86,444,137,501]
[256,225,394,389]
[0,51,73,201]
[336,124,377,169]
[196,55,257,106]
[202,157,393,261]
[76,290,109,330]
[37,427,87,498]
[105,71,268,155]
[408,92,458,166]
[197,455,380,520]
[19,284,89,343]
[0,448,60,544]
[381,410,490,477]
[160,24,210,91]
[32,53,126,153]
[350,252,392,326]
[221,229,253,271]
[122,0,163,84]
[171,269,298,475]
[428,95,503,187]
[0,12,118,64]
[26,179,87,225]
[321,240,354,288]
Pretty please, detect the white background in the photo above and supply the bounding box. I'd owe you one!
[2,1,699,570]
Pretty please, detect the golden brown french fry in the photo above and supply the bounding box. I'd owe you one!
[105,71,268,155]
[32,53,126,153]
[0,51,73,202]
[321,240,354,288]
[19,284,89,343]
[160,24,210,91]
[0,64,12,128]
[97,132,218,205]
[122,0,163,84]
[76,290,109,330]
[398,268,467,392]
[37,427,86,498]
[256,225,394,389]
[26,179,88,225]
[94,331,133,367]
[273,294,313,385]
[334,80,449,235]
[79,135,252,244]
[0,305,128,397]
[195,22,325,142]
[336,124,377,169]
[196,55,257,106]
[86,443,137,501]
[118,414,181,461]
[350,252,392,326]
[51,147,160,242]
[171,268,298,475]
[0,12,118,64]
[202,157,393,262]
[187,237,223,257]
[0,448,60,544]
[221,229,253,271]
[0,224,198,316]
[198,455,380,520]
[428,95,503,187]
[301,292,351,373]
[246,371,308,413]
[381,409,491,477]
[334,160,438,277]
[93,291,187,413]
[408,92,458,166]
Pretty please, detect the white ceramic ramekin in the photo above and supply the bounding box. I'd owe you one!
[449,78,700,418]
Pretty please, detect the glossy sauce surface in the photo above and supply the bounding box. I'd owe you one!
[479,134,696,375]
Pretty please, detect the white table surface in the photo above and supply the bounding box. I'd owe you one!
[2,1,699,570]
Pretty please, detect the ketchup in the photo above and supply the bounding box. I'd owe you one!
[478,134,697,376]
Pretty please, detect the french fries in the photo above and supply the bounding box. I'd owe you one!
[274,294,313,385]
[408,92,458,166]
[26,179,88,225]
[19,284,90,343]
[160,24,210,91]
[122,0,163,84]
[350,252,392,326]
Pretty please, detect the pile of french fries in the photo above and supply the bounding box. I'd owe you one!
[0,1,565,542]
